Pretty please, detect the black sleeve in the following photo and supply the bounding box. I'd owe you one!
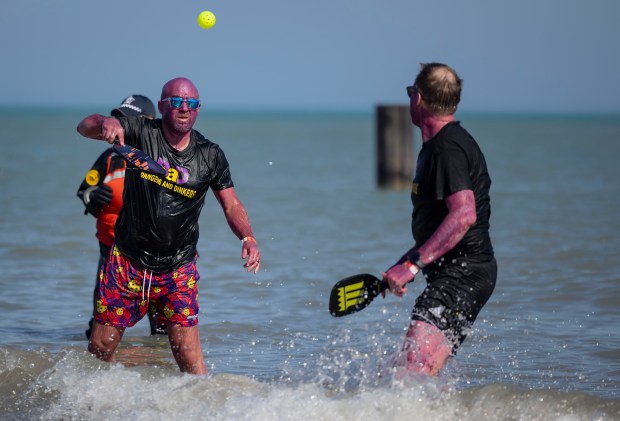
[116,115,145,149]
[210,145,234,190]
[77,149,110,216]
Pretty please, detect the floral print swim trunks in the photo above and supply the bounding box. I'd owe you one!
[93,245,200,328]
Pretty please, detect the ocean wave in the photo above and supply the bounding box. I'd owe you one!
[1,346,618,421]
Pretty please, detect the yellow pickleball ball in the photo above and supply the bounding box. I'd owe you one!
[197,11,216,29]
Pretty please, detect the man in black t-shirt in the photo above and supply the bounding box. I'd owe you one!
[382,63,497,376]
[76,77,261,375]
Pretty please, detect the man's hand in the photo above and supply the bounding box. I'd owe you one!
[382,261,417,297]
[241,236,261,274]
[77,114,125,144]
[100,117,125,145]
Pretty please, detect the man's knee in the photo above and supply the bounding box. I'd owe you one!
[88,323,122,361]
[402,321,452,375]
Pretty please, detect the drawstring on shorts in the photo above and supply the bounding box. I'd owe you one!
[142,270,153,303]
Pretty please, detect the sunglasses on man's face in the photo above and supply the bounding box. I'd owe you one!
[161,97,201,110]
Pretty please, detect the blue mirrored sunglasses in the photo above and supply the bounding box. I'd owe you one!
[161,97,201,110]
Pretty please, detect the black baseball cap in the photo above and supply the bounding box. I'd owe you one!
[111,94,156,119]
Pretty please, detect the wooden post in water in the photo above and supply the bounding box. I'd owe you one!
[376,105,414,189]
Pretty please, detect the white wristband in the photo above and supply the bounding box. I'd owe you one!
[404,260,420,275]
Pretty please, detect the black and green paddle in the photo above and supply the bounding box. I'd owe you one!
[328,273,388,317]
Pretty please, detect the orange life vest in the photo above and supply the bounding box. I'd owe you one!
[95,152,126,247]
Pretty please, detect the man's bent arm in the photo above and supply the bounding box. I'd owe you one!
[416,189,477,266]
[213,187,261,273]
[77,115,125,144]
[77,114,107,139]
[213,187,254,239]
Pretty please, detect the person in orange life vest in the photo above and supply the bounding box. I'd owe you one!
[77,95,166,338]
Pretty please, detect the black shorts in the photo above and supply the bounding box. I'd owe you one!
[412,257,497,353]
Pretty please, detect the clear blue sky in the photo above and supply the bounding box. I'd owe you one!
[2,0,619,113]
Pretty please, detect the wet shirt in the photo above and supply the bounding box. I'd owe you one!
[116,116,234,272]
[411,121,494,263]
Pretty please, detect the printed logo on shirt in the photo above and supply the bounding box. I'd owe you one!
[165,166,190,185]
[135,157,197,198]
[157,158,189,185]
[411,182,419,195]
[139,171,197,199]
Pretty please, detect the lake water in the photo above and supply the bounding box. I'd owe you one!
[1,108,619,420]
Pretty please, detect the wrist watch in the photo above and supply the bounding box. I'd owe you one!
[403,259,421,275]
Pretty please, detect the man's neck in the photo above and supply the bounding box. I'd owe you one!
[419,114,455,142]
[162,126,191,151]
